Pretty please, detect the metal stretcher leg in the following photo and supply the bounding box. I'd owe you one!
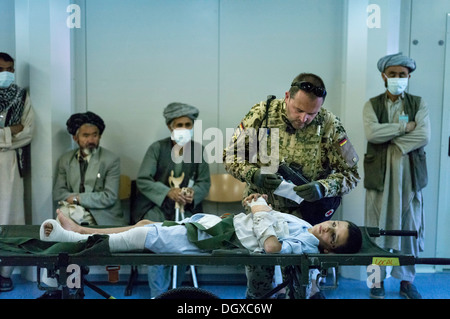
[258,260,310,299]
[172,209,198,289]
[124,266,138,296]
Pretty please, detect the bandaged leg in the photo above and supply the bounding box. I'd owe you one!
[40,219,148,253]
[108,226,148,253]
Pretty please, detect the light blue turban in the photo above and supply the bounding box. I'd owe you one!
[377,52,416,73]
[163,102,199,124]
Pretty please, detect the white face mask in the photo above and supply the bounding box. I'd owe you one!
[171,128,193,146]
[385,75,408,95]
[0,72,15,89]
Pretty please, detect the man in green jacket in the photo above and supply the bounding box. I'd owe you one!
[134,102,210,298]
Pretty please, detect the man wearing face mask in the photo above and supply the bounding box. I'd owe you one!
[134,102,210,298]
[363,53,430,299]
[0,52,34,292]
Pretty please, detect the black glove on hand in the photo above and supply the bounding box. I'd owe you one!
[294,181,325,202]
[252,169,282,190]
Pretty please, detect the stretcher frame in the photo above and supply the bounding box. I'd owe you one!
[0,225,449,299]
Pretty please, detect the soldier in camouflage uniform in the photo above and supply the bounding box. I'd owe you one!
[223,73,360,298]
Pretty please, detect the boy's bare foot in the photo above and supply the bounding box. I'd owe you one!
[56,209,83,233]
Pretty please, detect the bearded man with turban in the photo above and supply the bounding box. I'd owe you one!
[133,102,210,298]
[53,111,124,226]
[363,53,430,299]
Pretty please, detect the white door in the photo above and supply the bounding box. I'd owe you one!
[408,0,450,264]
[436,13,450,266]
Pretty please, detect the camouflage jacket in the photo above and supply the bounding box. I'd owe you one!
[223,98,360,208]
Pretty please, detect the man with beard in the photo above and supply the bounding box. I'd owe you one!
[224,73,360,299]
[53,111,124,226]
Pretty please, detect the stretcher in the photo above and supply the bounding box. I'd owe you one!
[0,224,449,299]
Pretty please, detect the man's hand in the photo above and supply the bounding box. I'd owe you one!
[294,181,325,202]
[182,187,194,204]
[67,194,80,205]
[167,187,194,205]
[405,121,416,133]
[9,124,24,135]
[252,169,282,190]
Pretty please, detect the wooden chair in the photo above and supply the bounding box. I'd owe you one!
[119,175,132,201]
[205,173,247,203]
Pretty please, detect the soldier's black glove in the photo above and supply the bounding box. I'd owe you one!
[252,169,282,190]
[294,181,325,202]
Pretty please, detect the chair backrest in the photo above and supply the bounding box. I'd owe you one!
[205,174,246,203]
[119,175,132,200]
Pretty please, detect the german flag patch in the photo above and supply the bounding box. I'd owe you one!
[339,138,347,147]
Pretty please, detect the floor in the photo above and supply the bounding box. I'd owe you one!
[1,272,449,299]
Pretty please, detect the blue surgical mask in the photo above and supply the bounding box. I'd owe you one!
[0,72,15,89]
[384,74,408,95]
[171,128,193,146]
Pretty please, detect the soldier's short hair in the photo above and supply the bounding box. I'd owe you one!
[289,73,326,98]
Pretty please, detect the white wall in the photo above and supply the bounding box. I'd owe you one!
[13,0,73,223]
[406,0,450,262]
[82,0,345,178]
[84,0,220,175]
[0,0,15,57]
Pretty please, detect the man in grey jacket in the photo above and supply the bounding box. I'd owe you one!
[53,111,123,226]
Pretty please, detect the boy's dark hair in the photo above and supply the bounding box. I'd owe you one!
[333,221,362,254]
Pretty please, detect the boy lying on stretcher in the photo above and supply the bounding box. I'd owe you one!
[41,194,362,256]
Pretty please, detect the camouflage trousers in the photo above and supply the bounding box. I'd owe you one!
[245,265,276,299]
[245,264,297,299]
[245,264,314,299]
